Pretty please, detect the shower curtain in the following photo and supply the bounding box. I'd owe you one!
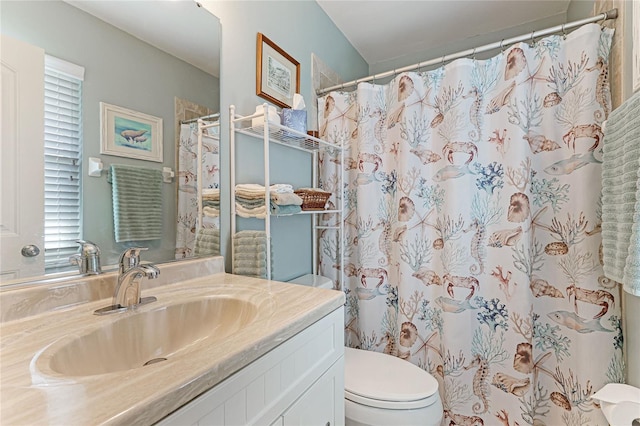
[175,122,220,258]
[319,24,622,425]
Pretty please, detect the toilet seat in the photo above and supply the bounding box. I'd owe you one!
[344,347,440,410]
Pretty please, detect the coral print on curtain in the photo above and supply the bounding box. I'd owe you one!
[318,24,622,425]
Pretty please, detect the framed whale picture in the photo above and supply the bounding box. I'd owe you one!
[100,102,163,162]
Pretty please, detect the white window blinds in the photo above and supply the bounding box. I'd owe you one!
[43,56,84,272]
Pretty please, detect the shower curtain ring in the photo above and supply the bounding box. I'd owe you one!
[441,55,446,67]
[499,39,505,53]
[561,23,567,39]
[471,48,476,60]
[600,11,609,28]
[530,30,536,46]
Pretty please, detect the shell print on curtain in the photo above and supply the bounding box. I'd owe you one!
[318,24,622,425]
[175,122,220,259]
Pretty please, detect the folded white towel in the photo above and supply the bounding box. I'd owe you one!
[270,184,294,193]
[203,206,219,217]
[271,192,303,206]
[202,188,219,196]
[236,189,264,201]
[235,203,266,219]
[236,183,265,192]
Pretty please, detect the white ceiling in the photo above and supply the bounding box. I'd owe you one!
[316,0,571,66]
[64,0,220,77]
[63,1,574,80]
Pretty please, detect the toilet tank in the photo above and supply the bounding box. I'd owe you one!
[288,274,334,290]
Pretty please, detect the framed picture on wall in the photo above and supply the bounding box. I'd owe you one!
[256,33,300,109]
[100,102,163,162]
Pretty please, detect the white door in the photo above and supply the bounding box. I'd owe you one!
[0,34,45,281]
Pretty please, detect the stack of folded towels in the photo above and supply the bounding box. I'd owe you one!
[194,227,220,256]
[235,183,303,218]
[233,230,273,278]
[202,188,220,218]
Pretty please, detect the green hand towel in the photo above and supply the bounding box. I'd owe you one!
[110,164,163,243]
[602,89,640,296]
[194,228,220,256]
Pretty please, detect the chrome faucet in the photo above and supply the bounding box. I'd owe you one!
[94,247,159,315]
[69,240,102,275]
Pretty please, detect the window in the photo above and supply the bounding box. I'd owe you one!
[43,56,84,272]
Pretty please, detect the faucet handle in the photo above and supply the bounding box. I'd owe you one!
[70,240,102,274]
[119,247,148,271]
[76,240,100,255]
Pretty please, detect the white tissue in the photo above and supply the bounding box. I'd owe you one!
[292,93,306,110]
[252,104,280,128]
[592,383,640,426]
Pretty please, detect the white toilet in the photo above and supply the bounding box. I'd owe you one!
[344,347,443,426]
[289,275,444,426]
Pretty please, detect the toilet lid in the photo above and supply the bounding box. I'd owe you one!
[344,347,439,409]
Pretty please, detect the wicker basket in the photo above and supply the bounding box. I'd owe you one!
[294,188,331,210]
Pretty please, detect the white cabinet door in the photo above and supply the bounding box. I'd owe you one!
[0,34,45,281]
[156,308,344,426]
[283,356,344,426]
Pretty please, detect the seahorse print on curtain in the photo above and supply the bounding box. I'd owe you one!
[318,24,622,425]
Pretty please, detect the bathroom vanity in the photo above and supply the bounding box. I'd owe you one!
[0,257,345,425]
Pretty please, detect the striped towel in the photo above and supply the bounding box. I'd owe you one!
[232,230,273,278]
[194,228,220,256]
[602,89,640,296]
[109,164,163,242]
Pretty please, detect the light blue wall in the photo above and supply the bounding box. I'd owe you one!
[202,1,368,281]
[1,1,219,267]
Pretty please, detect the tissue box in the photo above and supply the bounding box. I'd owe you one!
[281,109,307,138]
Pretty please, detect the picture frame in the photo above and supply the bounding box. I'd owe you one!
[256,33,300,109]
[100,102,163,162]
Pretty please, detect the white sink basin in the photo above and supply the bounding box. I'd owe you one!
[41,296,258,376]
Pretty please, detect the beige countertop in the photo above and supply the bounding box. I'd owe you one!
[0,270,344,425]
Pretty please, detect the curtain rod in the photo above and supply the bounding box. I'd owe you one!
[180,112,220,124]
[317,8,618,96]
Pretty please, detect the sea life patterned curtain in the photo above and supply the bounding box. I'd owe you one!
[175,122,219,258]
[318,24,622,425]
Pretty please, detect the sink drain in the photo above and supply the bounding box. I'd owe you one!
[143,357,167,366]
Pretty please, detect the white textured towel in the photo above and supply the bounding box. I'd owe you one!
[235,203,267,218]
[203,206,220,218]
[602,89,640,296]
